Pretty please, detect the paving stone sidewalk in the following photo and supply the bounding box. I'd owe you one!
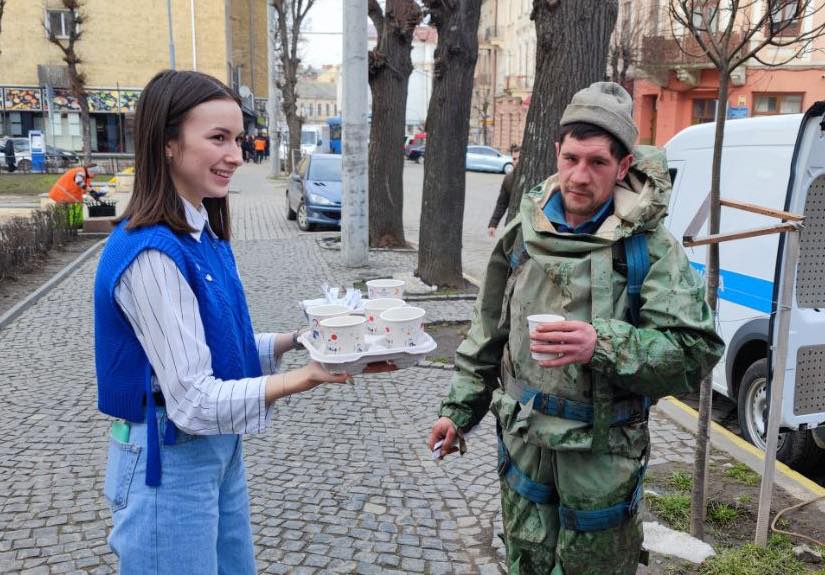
[0,164,704,574]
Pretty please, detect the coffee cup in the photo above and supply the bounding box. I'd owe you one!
[366,278,405,299]
[318,315,367,355]
[306,304,351,344]
[363,298,406,334]
[527,314,565,361]
[380,306,426,349]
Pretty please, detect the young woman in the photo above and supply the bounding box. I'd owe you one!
[94,69,349,573]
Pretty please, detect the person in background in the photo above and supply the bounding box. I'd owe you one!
[254,135,266,163]
[3,138,17,173]
[94,69,349,573]
[487,166,515,238]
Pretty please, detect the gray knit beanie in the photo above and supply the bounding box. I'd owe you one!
[560,81,638,153]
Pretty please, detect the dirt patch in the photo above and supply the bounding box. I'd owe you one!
[424,321,469,364]
[641,456,825,574]
[0,235,101,318]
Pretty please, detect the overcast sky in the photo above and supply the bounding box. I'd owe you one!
[302,0,344,68]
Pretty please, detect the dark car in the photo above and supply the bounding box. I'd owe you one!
[406,144,425,163]
[285,153,342,231]
[0,137,79,172]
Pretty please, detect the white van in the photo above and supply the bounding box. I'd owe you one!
[301,124,330,156]
[664,106,825,469]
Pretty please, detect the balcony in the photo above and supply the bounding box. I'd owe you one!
[640,32,745,71]
[478,25,502,49]
[505,75,533,92]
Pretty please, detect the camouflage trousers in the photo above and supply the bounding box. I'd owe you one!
[499,434,646,575]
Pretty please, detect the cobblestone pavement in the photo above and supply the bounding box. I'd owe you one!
[1,163,705,574]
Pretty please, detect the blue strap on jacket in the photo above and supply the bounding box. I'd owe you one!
[624,232,650,327]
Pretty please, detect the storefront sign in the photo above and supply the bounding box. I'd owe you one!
[119,90,140,113]
[727,106,749,120]
[51,88,82,112]
[3,88,44,111]
[88,89,119,112]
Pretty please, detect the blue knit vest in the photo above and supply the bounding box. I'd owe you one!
[94,221,261,486]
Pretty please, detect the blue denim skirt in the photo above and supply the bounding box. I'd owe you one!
[103,409,256,574]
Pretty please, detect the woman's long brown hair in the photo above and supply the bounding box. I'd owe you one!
[118,70,242,240]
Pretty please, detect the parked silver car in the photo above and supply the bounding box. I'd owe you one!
[465,145,514,174]
[1,137,79,172]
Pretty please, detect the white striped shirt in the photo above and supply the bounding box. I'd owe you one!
[114,199,278,436]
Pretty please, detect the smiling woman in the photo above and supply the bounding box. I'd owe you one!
[92,70,350,574]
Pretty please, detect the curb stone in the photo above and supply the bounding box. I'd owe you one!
[0,237,106,332]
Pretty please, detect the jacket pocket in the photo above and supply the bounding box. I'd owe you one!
[103,438,141,512]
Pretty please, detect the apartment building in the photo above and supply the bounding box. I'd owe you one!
[0,0,268,153]
[634,1,825,145]
[472,0,535,151]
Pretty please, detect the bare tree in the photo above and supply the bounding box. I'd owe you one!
[271,0,315,172]
[45,0,92,164]
[416,0,481,288]
[367,0,422,248]
[0,0,7,55]
[473,87,492,146]
[669,0,825,540]
[608,2,649,86]
[505,0,618,222]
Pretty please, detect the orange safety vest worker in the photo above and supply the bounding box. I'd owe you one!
[254,138,266,152]
[49,167,91,204]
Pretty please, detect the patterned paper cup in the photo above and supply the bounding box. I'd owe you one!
[363,298,406,335]
[526,314,565,361]
[366,278,405,299]
[318,315,367,355]
[306,304,351,345]
[380,306,426,349]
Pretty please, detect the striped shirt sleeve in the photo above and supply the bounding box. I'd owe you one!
[254,333,280,375]
[114,249,276,435]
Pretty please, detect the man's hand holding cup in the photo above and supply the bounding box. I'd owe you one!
[527,314,597,368]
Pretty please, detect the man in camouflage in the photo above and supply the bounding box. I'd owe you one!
[428,82,724,574]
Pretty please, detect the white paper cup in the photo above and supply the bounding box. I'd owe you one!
[306,304,351,344]
[366,278,405,299]
[318,315,367,355]
[527,314,565,361]
[364,298,406,334]
[380,306,426,349]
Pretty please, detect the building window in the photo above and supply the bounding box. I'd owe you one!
[753,93,803,116]
[692,99,717,125]
[46,10,74,39]
[768,0,802,36]
[691,2,719,32]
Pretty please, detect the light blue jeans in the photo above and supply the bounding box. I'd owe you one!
[104,409,256,574]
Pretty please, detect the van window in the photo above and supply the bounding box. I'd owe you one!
[668,168,677,184]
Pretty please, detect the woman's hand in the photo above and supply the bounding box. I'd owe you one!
[265,361,350,404]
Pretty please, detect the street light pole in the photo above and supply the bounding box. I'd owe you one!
[267,1,282,177]
[166,0,176,70]
[341,0,368,267]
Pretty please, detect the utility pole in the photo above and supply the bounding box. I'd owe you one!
[341,0,368,266]
[267,1,282,176]
[166,0,176,69]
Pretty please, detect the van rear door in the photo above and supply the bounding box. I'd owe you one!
[770,101,825,432]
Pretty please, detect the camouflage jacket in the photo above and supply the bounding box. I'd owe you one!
[438,146,724,451]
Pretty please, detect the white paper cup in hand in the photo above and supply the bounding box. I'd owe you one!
[380,306,426,349]
[318,315,367,355]
[527,314,565,361]
[364,298,406,334]
[366,278,405,299]
[306,304,351,344]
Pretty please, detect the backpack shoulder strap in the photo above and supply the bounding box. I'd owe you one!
[623,232,650,327]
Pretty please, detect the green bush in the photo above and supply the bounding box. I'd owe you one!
[0,205,77,282]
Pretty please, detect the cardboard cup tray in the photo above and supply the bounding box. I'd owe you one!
[298,332,437,374]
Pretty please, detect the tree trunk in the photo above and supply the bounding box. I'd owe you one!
[690,69,728,540]
[67,62,92,164]
[505,0,618,223]
[368,0,420,248]
[417,0,481,288]
[286,112,302,173]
